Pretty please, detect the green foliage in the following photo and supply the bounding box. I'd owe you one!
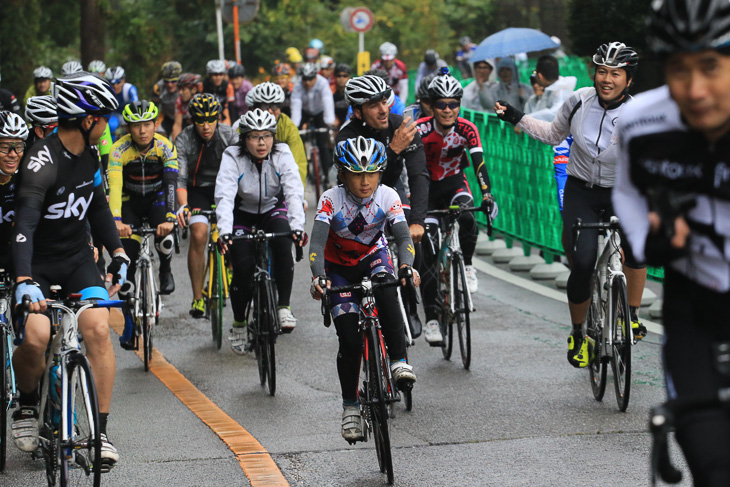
[567,0,652,56]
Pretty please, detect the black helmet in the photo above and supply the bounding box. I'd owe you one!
[334,63,352,76]
[228,63,245,78]
[593,42,639,77]
[424,49,439,65]
[648,0,730,54]
[417,73,437,101]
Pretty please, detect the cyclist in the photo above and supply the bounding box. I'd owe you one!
[175,94,237,318]
[614,1,730,483]
[284,47,303,84]
[456,36,477,79]
[0,73,22,116]
[61,60,83,76]
[405,73,437,121]
[105,66,139,138]
[462,60,497,113]
[309,38,325,54]
[87,60,107,75]
[370,42,409,102]
[416,70,495,343]
[0,112,28,272]
[226,63,253,122]
[291,63,335,185]
[271,62,293,117]
[495,42,648,368]
[215,109,306,351]
[202,59,231,124]
[10,72,127,469]
[108,100,178,316]
[309,136,418,442]
[332,64,351,126]
[152,61,182,138]
[23,66,53,107]
[24,96,57,148]
[319,56,335,87]
[337,75,430,245]
[344,69,406,120]
[171,72,202,141]
[415,49,448,87]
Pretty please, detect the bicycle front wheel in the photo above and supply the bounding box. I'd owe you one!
[253,278,277,396]
[453,254,472,369]
[439,266,453,361]
[60,353,101,487]
[210,250,223,350]
[611,277,632,412]
[587,274,607,401]
[140,267,152,372]
[1,324,9,472]
[367,324,393,484]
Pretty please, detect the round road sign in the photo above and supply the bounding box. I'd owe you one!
[349,7,374,33]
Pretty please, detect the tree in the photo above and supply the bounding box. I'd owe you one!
[80,0,105,66]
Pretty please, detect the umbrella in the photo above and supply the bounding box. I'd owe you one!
[471,27,559,63]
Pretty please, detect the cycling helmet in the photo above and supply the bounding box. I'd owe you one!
[300,63,319,79]
[104,66,126,84]
[334,136,387,173]
[309,38,324,52]
[459,36,472,46]
[237,108,277,136]
[33,66,53,80]
[428,68,463,100]
[271,63,292,77]
[228,63,245,78]
[648,0,730,54]
[25,96,58,126]
[55,72,118,119]
[592,42,639,74]
[424,50,439,65]
[319,56,335,70]
[379,42,398,61]
[123,100,159,123]
[249,82,285,105]
[61,61,83,76]
[0,111,29,140]
[161,61,182,81]
[285,47,303,64]
[188,93,221,120]
[206,59,226,74]
[417,73,437,100]
[178,72,201,89]
[304,47,320,62]
[364,68,389,80]
[334,63,352,76]
[87,60,107,74]
[345,75,392,106]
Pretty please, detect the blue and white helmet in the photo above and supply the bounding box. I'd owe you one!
[55,72,119,119]
[104,66,126,84]
[334,136,387,173]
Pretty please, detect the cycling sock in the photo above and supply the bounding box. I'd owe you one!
[572,323,583,334]
[99,413,108,435]
[630,306,639,321]
[342,400,359,408]
[19,389,39,407]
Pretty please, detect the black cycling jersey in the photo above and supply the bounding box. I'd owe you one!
[0,173,17,271]
[337,113,430,227]
[11,133,122,278]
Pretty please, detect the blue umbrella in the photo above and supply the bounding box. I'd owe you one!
[471,27,559,63]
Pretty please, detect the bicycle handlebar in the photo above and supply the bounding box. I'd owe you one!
[298,127,331,136]
[572,217,621,253]
[231,230,304,262]
[427,204,493,236]
[319,276,407,328]
[128,222,181,254]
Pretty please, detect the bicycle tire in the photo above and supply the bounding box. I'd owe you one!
[60,353,101,487]
[39,398,57,486]
[263,278,277,396]
[611,278,632,412]
[140,267,151,372]
[210,250,223,350]
[0,325,8,472]
[311,146,322,202]
[368,323,393,484]
[403,351,412,412]
[587,274,607,401]
[254,280,268,388]
[439,264,453,361]
[453,254,472,369]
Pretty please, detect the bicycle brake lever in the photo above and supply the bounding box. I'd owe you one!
[295,244,303,263]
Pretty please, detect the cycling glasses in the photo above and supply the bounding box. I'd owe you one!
[434,101,460,110]
[246,133,274,143]
[256,103,280,111]
[0,142,26,154]
[194,116,219,125]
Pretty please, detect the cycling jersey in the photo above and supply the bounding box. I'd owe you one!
[416,116,491,191]
[108,133,179,221]
[175,123,237,190]
[152,81,180,120]
[290,75,335,127]
[23,84,53,107]
[614,85,730,292]
[0,174,17,269]
[0,89,21,115]
[370,59,409,100]
[11,133,122,278]
[415,60,448,88]
[202,78,230,123]
[112,83,139,114]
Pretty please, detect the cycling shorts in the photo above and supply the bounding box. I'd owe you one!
[121,192,169,231]
[425,173,473,226]
[188,186,216,226]
[31,246,106,299]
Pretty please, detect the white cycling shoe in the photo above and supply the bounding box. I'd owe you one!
[341,405,364,443]
[424,319,444,345]
[278,307,297,333]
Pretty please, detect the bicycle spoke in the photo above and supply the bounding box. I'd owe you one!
[611,278,632,412]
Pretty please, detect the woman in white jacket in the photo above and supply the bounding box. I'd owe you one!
[215,109,306,353]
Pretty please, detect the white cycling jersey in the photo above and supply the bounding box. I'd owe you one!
[290,74,335,127]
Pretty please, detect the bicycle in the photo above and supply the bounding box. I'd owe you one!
[127,221,179,371]
[231,230,302,396]
[425,205,487,370]
[573,216,633,411]
[298,126,330,202]
[190,208,230,351]
[1,269,18,472]
[18,292,126,486]
[320,275,414,485]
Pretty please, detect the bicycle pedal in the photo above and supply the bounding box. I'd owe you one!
[427,340,444,348]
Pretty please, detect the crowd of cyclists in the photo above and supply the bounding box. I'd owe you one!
[0,0,729,483]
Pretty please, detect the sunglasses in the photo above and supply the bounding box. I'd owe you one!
[434,101,460,110]
[0,142,26,155]
[256,103,280,111]
[335,73,350,78]
[194,116,219,125]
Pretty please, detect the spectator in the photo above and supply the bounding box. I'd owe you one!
[455,36,477,78]
[527,55,577,121]
[370,42,409,101]
[462,60,497,112]
[492,58,533,110]
[226,63,253,122]
[523,74,545,114]
[415,50,448,87]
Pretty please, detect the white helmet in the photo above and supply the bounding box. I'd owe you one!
[237,108,277,136]
[61,61,83,76]
[300,63,319,79]
[25,96,58,126]
[104,66,126,84]
[379,42,398,61]
[249,82,285,105]
[428,69,463,99]
[319,55,335,70]
[206,59,226,74]
[0,111,29,140]
[33,66,53,80]
[87,60,107,74]
[345,75,391,106]
[55,72,119,119]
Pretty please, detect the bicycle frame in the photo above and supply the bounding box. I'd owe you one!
[431,207,476,316]
[1,288,17,408]
[133,227,159,326]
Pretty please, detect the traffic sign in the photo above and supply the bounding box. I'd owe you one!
[349,7,374,33]
[220,0,259,25]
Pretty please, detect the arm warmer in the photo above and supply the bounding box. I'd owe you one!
[309,219,329,277]
[391,220,414,267]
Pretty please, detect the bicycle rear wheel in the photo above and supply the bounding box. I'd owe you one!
[39,399,58,486]
[140,267,152,372]
[611,278,632,412]
[209,250,223,350]
[60,353,101,487]
[587,274,607,401]
[367,324,393,484]
[311,146,321,202]
[1,324,9,472]
[453,254,472,369]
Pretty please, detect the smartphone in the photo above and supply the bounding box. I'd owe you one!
[403,106,416,125]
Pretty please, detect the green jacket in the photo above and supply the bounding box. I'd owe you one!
[276,113,307,188]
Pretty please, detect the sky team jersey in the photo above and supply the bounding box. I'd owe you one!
[315,185,406,266]
[416,116,490,190]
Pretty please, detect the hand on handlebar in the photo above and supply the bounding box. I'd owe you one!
[218,233,232,255]
[292,230,309,247]
[310,275,330,300]
[398,265,420,288]
[176,204,190,228]
[115,220,132,238]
